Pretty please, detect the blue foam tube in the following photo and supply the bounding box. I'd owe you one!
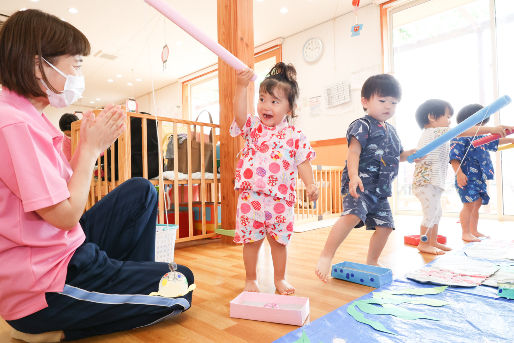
[407,95,512,163]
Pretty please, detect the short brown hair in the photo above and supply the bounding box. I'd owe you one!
[0,9,90,98]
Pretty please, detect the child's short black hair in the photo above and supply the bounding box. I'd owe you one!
[361,74,402,101]
[456,104,487,124]
[59,113,79,132]
[415,99,453,129]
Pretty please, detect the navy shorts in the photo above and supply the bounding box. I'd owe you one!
[455,178,490,205]
[341,189,395,230]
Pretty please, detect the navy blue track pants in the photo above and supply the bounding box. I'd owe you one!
[8,178,194,340]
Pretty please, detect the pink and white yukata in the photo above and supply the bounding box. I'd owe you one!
[230,115,315,245]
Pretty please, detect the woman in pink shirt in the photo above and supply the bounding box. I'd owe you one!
[0,9,193,342]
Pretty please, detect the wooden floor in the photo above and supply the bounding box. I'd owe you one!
[2,215,513,343]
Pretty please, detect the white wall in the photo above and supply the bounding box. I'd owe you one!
[3,6,382,139]
[135,5,383,138]
[136,82,182,118]
[288,4,382,141]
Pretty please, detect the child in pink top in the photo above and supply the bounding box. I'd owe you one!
[232,63,318,295]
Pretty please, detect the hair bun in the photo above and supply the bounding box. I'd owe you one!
[268,62,296,82]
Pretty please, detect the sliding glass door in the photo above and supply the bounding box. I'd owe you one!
[496,0,514,216]
[386,0,514,218]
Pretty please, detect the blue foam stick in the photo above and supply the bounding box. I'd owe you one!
[407,95,512,163]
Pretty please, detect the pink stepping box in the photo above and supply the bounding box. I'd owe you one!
[230,291,310,326]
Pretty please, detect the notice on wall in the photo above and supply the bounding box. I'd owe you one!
[351,65,382,90]
[308,96,322,117]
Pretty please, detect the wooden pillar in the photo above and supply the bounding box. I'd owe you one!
[217,0,254,234]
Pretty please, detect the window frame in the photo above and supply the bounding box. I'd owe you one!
[181,45,282,121]
[381,0,513,220]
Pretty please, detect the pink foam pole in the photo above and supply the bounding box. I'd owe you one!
[145,0,257,81]
[471,129,513,148]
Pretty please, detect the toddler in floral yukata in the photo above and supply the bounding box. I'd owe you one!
[316,74,420,282]
[232,63,318,295]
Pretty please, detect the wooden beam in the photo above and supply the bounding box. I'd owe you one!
[217,0,254,233]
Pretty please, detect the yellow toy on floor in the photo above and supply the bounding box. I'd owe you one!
[149,263,196,298]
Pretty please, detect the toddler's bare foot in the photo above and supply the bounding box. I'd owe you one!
[462,233,480,242]
[244,280,260,292]
[417,244,445,255]
[315,256,332,282]
[434,242,452,251]
[275,279,295,295]
[366,260,383,267]
[472,231,489,238]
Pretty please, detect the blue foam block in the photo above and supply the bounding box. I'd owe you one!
[331,261,392,288]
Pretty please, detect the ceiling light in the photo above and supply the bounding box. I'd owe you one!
[30,0,39,2]
[127,82,133,86]
[68,8,79,14]
[280,7,288,14]
[107,79,114,83]
[135,78,143,82]
[96,98,101,101]
[89,101,95,104]
[116,74,123,78]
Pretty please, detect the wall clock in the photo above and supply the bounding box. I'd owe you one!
[302,37,323,63]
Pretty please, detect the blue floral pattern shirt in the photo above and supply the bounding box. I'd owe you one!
[341,115,403,197]
[449,136,498,181]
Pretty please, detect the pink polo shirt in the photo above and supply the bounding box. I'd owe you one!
[62,135,72,161]
[0,89,85,320]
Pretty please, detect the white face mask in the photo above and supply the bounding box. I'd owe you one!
[40,57,85,108]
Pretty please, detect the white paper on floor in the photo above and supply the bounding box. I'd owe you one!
[463,239,514,261]
[482,265,514,287]
[406,255,499,287]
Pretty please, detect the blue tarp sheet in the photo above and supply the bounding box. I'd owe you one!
[275,245,514,343]
[275,279,514,343]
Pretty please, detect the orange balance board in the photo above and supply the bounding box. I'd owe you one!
[404,234,447,246]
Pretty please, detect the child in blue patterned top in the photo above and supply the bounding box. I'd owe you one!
[450,104,514,242]
[316,74,419,282]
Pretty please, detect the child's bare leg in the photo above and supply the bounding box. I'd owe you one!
[315,214,361,282]
[470,199,488,238]
[431,224,451,251]
[243,239,265,292]
[367,226,393,266]
[267,234,294,295]
[417,224,445,255]
[460,202,480,242]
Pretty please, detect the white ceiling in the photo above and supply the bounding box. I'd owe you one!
[1,0,374,108]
